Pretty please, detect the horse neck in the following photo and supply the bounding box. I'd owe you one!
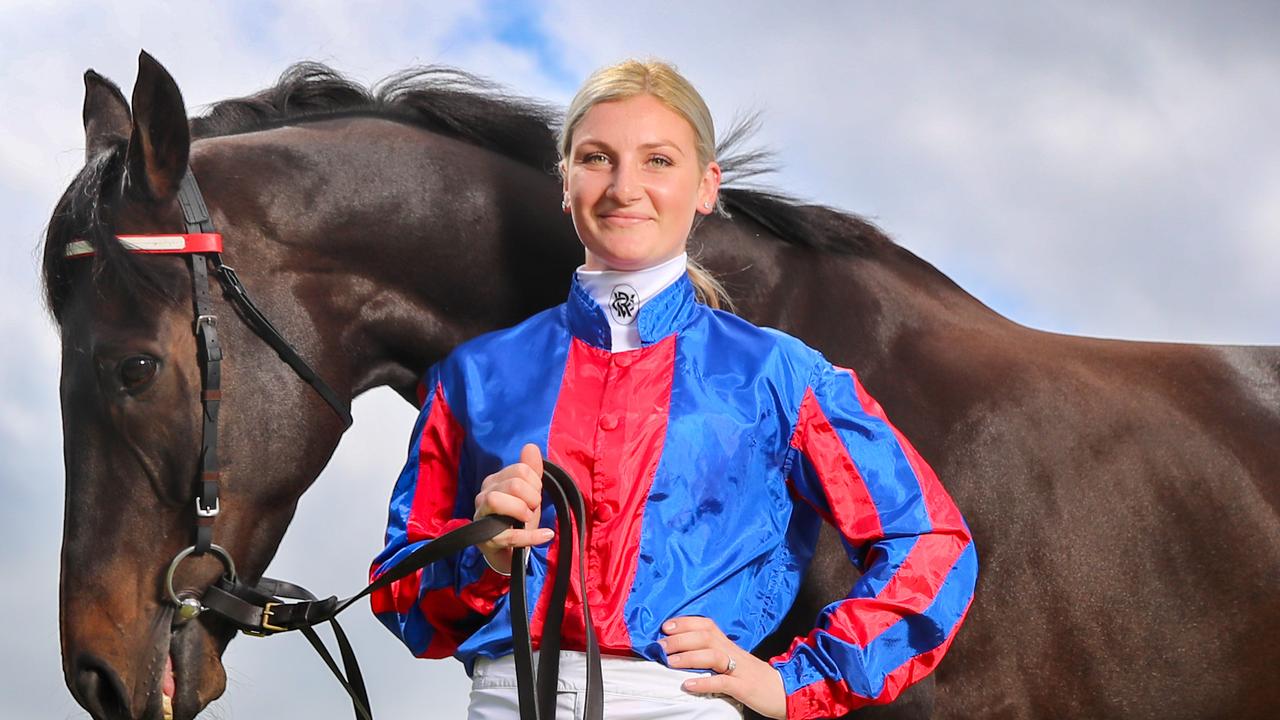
[194,117,580,403]
[700,212,1009,363]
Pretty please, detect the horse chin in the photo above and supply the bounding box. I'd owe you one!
[166,619,229,720]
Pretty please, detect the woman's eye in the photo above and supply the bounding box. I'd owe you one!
[648,155,673,167]
[118,355,159,393]
[583,152,609,165]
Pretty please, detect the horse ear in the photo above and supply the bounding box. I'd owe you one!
[124,50,190,201]
[83,70,131,161]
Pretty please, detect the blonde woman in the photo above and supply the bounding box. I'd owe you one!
[371,59,977,719]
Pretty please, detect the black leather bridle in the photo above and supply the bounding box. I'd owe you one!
[67,168,602,720]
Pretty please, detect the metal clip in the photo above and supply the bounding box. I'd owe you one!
[195,314,217,333]
[195,496,220,518]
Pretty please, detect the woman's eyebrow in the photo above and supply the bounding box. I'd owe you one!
[575,138,686,156]
[640,141,686,156]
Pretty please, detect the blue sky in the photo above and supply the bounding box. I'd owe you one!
[1,2,1277,718]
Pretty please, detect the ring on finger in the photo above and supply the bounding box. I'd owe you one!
[722,656,736,674]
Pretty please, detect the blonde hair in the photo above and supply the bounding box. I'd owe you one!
[559,58,733,311]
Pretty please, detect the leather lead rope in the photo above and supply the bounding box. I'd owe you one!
[512,462,603,720]
[200,461,603,720]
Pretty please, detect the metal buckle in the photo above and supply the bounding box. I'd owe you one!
[195,314,217,332]
[195,496,220,518]
[260,601,287,633]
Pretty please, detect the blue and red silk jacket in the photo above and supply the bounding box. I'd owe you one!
[370,273,977,718]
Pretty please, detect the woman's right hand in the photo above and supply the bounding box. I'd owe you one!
[474,443,555,574]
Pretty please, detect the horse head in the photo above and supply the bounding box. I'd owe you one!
[50,51,351,719]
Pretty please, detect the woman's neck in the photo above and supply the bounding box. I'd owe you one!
[575,253,689,351]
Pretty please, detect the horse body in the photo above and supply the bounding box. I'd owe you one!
[917,333,1280,718]
[48,54,1279,719]
[750,225,1280,715]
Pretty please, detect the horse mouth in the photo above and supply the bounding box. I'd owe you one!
[152,615,226,720]
[162,655,175,720]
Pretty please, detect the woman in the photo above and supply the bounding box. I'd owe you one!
[370,59,977,719]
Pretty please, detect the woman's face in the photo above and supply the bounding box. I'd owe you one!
[563,93,721,271]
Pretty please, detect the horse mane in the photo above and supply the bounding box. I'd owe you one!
[190,63,892,254]
[191,64,564,173]
[42,62,896,321]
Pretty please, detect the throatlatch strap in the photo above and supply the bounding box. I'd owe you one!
[215,264,353,428]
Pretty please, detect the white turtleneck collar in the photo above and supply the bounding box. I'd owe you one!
[574,253,688,351]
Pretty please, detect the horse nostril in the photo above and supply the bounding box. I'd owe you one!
[73,657,130,719]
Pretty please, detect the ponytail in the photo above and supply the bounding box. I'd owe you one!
[687,256,734,312]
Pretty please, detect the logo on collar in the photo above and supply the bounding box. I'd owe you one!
[609,284,639,325]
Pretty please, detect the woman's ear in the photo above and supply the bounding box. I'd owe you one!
[697,160,723,215]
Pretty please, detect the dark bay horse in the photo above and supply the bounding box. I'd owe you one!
[45,52,1280,720]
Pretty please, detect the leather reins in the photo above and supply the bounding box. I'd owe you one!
[66,167,602,720]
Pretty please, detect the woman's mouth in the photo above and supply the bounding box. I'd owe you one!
[600,213,651,227]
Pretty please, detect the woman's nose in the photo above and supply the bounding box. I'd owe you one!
[608,163,643,204]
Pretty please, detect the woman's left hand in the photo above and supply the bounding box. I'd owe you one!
[660,616,787,719]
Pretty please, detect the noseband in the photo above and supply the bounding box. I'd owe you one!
[65,168,602,720]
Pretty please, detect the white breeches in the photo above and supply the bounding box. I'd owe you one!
[468,651,744,720]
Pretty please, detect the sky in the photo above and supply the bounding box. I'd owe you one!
[1,1,1276,717]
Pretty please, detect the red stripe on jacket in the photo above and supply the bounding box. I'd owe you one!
[780,367,973,713]
[536,336,676,654]
[371,380,462,617]
[371,381,507,657]
[789,386,884,542]
[407,382,465,540]
[842,367,967,533]
[787,603,972,719]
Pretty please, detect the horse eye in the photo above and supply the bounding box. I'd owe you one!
[118,355,159,392]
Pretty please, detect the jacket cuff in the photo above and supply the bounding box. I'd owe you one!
[458,546,512,613]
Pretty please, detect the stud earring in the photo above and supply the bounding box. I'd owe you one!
[562,195,570,211]
[703,201,712,210]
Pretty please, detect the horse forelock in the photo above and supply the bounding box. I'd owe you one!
[41,142,182,324]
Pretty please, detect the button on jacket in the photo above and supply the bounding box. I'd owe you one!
[370,273,977,719]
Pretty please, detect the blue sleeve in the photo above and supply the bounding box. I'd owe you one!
[770,358,977,718]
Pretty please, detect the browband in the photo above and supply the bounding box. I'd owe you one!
[64,233,223,258]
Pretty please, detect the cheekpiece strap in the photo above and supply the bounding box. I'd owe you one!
[184,166,222,556]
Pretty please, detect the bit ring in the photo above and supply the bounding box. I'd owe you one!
[164,544,236,607]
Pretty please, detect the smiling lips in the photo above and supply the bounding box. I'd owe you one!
[599,212,651,227]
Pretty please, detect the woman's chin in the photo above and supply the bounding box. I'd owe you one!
[583,243,684,272]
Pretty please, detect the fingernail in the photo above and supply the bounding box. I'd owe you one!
[539,529,555,542]
[657,639,667,650]
[663,621,676,632]
[683,679,697,691]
